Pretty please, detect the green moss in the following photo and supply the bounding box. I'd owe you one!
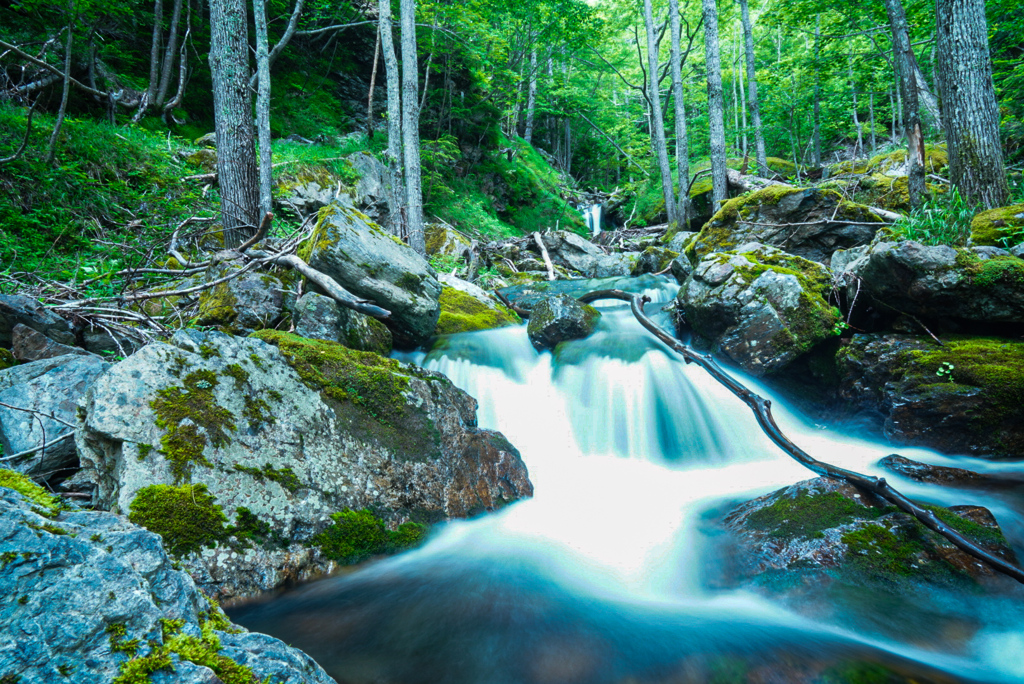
[0,468,60,515]
[231,506,277,546]
[297,205,341,263]
[346,316,393,355]
[150,370,236,482]
[820,662,904,684]
[841,524,924,579]
[925,504,1007,548]
[106,623,141,656]
[242,395,274,430]
[434,287,520,336]
[248,354,267,371]
[969,204,1024,248]
[311,508,427,564]
[631,246,680,276]
[196,282,239,329]
[26,520,69,535]
[127,484,230,557]
[136,443,153,462]
[232,463,301,493]
[746,490,892,539]
[0,348,16,371]
[686,186,807,262]
[197,343,220,360]
[221,364,249,386]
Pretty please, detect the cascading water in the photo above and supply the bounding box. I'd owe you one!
[231,275,1024,684]
[582,203,603,237]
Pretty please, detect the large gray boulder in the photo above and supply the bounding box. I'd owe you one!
[526,294,601,351]
[294,292,392,355]
[840,238,1024,325]
[0,480,334,684]
[0,294,74,347]
[300,203,442,348]
[12,323,90,362]
[677,243,841,376]
[76,329,532,599]
[543,230,637,278]
[0,354,109,479]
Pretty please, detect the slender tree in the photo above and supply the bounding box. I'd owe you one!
[145,0,164,109]
[45,1,75,165]
[644,0,679,225]
[253,0,273,218]
[208,0,259,246]
[882,0,925,208]
[400,0,425,254]
[738,0,766,176]
[811,15,821,168]
[702,0,728,207]
[936,0,1009,209]
[155,0,183,107]
[669,0,691,224]
[524,44,538,145]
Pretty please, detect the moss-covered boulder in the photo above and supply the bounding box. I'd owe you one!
[426,223,473,260]
[686,187,886,266]
[837,333,1024,457]
[677,243,842,376]
[855,174,946,212]
[294,291,392,355]
[827,145,948,178]
[195,263,295,336]
[434,275,519,336]
[299,203,442,348]
[526,294,601,351]
[631,246,679,275]
[75,329,532,599]
[713,477,1017,646]
[969,204,1024,249]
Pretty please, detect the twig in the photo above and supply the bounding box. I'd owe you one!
[0,431,75,462]
[0,99,38,164]
[238,212,272,253]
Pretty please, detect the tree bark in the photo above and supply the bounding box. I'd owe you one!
[737,27,747,158]
[883,0,925,208]
[936,0,1009,209]
[400,0,425,254]
[702,0,728,208]
[155,0,183,107]
[253,0,274,218]
[812,15,821,168]
[644,0,679,226]
[738,0,767,176]
[849,58,862,158]
[524,45,538,145]
[379,0,403,239]
[46,6,75,166]
[146,0,164,108]
[669,0,691,224]
[208,0,260,246]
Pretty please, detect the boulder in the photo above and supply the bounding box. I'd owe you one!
[300,203,442,348]
[526,294,601,351]
[349,152,400,231]
[0,294,74,347]
[836,333,1024,458]
[878,454,1024,489]
[76,330,532,599]
[661,229,697,253]
[677,243,842,376]
[841,237,1024,326]
[11,323,90,362]
[294,292,392,355]
[0,354,109,479]
[543,230,637,278]
[196,264,296,336]
[0,476,333,684]
[969,203,1024,249]
[497,274,666,312]
[426,223,473,260]
[630,246,679,275]
[277,181,340,219]
[434,274,519,336]
[685,187,886,266]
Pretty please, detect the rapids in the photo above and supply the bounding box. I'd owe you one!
[230,275,1024,684]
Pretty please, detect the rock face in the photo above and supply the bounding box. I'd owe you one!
[11,323,90,362]
[878,454,1024,489]
[685,187,886,266]
[434,274,519,336]
[0,354,109,480]
[836,333,1024,458]
[76,330,532,598]
[0,294,74,347]
[0,481,334,684]
[543,230,637,278]
[300,203,442,348]
[426,223,473,260]
[677,243,841,376]
[196,262,295,336]
[841,238,1024,326]
[526,294,601,351]
[294,292,392,355]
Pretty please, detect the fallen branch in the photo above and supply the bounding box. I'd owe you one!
[250,252,390,319]
[532,232,556,282]
[578,289,1024,585]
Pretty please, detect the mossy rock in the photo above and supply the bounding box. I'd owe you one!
[425,223,472,258]
[526,294,601,351]
[969,204,1024,248]
[0,467,60,514]
[128,483,230,557]
[184,148,217,172]
[631,246,679,275]
[434,286,519,336]
[856,175,946,212]
[765,157,798,176]
[0,348,16,371]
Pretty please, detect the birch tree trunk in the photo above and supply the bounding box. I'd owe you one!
[400,0,425,254]
[380,0,404,237]
[209,0,259,246]
[883,0,925,208]
[936,0,1009,209]
[811,15,821,168]
[669,0,691,224]
[524,45,538,145]
[737,27,747,158]
[155,0,183,107]
[644,0,679,225]
[849,59,862,158]
[253,0,273,218]
[738,0,767,176]
[702,0,728,208]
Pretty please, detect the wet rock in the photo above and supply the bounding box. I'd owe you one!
[526,294,601,351]
[195,264,295,336]
[300,203,442,348]
[662,229,697,253]
[75,330,532,599]
[677,243,841,376]
[631,246,679,276]
[294,292,392,355]
[278,181,340,219]
[11,323,90,362]
[669,255,692,284]
[836,333,1024,458]
[0,294,74,347]
[543,230,636,278]
[434,274,519,336]
[0,480,333,684]
[0,354,109,480]
[497,274,666,312]
[685,187,886,265]
[878,454,1024,489]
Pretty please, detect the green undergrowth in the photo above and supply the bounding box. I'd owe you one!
[969,203,1024,248]
[128,484,230,557]
[891,187,977,246]
[311,508,428,564]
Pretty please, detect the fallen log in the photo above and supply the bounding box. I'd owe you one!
[578,288,1024,586]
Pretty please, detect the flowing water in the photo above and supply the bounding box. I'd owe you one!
[582,204,603,237]
[231,275,1024,684]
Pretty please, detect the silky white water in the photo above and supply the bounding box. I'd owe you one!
[582,203,603,236]
[233,275,1024,683]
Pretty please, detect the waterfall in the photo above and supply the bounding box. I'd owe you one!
[231,275,1024,684]
[581,203,603,236]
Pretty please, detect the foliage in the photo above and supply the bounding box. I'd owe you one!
[890,188,977,246]
[310,508,427,564]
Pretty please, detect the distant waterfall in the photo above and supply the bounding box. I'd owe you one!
[581,203,603,236]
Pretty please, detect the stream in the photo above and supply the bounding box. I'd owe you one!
[231,275,1024,684]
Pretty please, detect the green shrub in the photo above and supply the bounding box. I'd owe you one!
[891,187,978,246]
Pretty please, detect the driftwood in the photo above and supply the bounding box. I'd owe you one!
[578,288,1024,586]
[532,232,556,282]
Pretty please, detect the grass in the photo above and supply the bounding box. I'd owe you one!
[890,187,978,246]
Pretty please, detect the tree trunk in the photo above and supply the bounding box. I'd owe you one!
[737,27,747,158]
[400,0,425,254]
[869,92,877,155]
[155,0,183,107]
[936,0,1009,209]
[46,4,75,166]
[702,0,728,208]
[253,0,273,218]
[883,0,925,208]
[811,15,821,168]
[738,0,767,176]
[644,0,679,225]
[850,59,862,158]
[146,0,164,108]
[208,0,259,246]
[524,45,538,145]
[162,0,190,119]
[669,0,691,224]
[379,0,404,238]
[730,35,740,155]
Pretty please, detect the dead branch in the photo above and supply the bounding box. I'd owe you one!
[0,38,109,100]
[532,232,556,282]
[239,212,272,253]
[249,251,390,319]
[578,288,1024,585]
[0,99,38,164]
[0,431,75,463]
